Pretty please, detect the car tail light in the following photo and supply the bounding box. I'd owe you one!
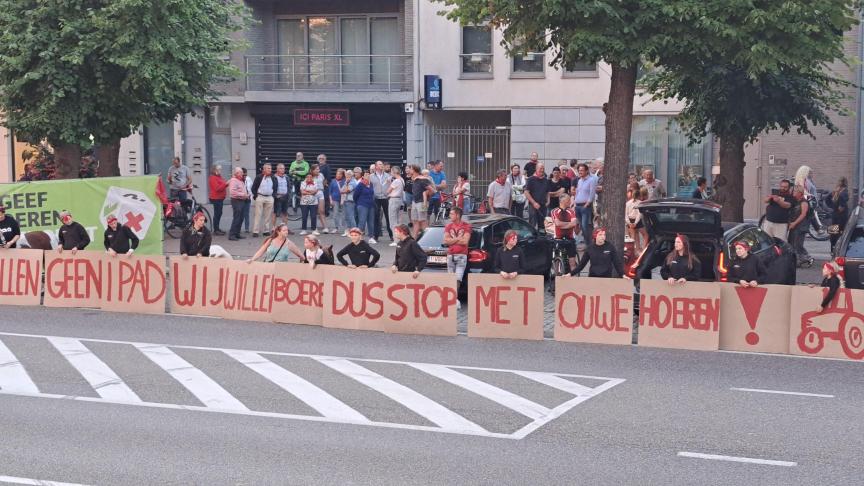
[626,247,647,278]
[718,251,728,282]
[468,249,489,263]
[837,257,846,266]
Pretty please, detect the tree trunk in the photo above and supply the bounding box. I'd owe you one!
[52,143,82,180]
[600,63,638,253]
[718,133,746,222]
[95,139,122,177]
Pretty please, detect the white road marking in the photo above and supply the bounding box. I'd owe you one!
[133,344,248,411]
[47,337,141,403]
[315,357,487,434]
[513,370,595,396]
[224,350,369,423]
[0,339,39,394]
[409,363,551,420]
[730,387,835,398]
[677,452,797,467]
[0,475,91,486]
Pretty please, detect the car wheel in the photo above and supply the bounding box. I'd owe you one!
[839,316,864,360]
[797,326,824,354]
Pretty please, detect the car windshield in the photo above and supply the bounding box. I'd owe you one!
[652,208,717,225]
[846,228,864,258]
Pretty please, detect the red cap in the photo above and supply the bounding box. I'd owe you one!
[733,241,750,252]
[106,215,118,224]
[592,228,606,240]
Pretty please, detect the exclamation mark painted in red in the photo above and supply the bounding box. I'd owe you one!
[735,286,768,345]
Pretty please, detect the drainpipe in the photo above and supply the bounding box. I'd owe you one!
[855,19,864,197]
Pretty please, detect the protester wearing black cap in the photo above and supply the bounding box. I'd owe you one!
[57,210,90,254]
[0,206,20,249]
[103,215,139,256]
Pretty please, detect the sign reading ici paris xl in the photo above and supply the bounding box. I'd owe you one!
[293,108,351,127]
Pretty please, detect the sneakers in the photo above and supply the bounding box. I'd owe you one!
[388,242,397,247]
[252,233,259,237]
[341,231,349,237]
[300,230,308,235]
[330,228,338,234]
[369,238,378,244]
[312,230,321,236]
[322,228,330,234]
[214,230,225,236]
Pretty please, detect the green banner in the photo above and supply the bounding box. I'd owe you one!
[0,176,163,255]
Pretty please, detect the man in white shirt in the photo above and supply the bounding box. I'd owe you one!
[487,170,512,214]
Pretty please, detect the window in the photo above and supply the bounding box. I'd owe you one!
[845,228,864,258]
[144,121,175,184]
[511,41,544,78]
[629,116,711,196]
[563,61,598,78]
[509,219,537,240]
[461,25,493,77]
[207,105,232,175]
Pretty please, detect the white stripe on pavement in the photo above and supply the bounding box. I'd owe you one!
[0,475,91,485]
[730,387,835,398]
[677,452,797,467]
[0,339,38,394]
[47,337,140,403]
[224,350,369,423]
[134,344,248,411]
[315,358,486,433]
[513,371,595,396]
[409,363,551,420]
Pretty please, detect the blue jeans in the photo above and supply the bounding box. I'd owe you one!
[331,199,344,231]
[209,199,224,232]
[301,204,317,231]
[243,199,251,232]
[357,205,375,237]
[344,201,357,229]
[576,204,593,235]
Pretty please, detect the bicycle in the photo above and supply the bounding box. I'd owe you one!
[163,187,212,239]
[548,238,581,293]
[432,193,454,225]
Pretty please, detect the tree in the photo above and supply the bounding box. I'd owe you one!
[438,0,714,250]
[643,1,860,221]
[0,0,249,178]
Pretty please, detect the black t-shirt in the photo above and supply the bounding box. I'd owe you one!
[403,179,414,203]
[549,178,570,208]
[524,161,537,178]
[765,194,794,223]
[525,176,551,206]
[0,216,21,248]
[412,178,431,200]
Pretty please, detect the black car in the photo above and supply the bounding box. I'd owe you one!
[416,214,554,287]
[630,198,796,284]
[832,205,864,289]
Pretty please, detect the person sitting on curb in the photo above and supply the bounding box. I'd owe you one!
[494,229,524,280]
[57,210,90,254]
[303,234,334,269]
[180,212,212,258]
[247,224,301,263]
[391,224,426,279]
[815,261,844,313]
[567,228,626,278]
[728,241,766,288]
[104,215,138,257]
[337,227,380,268]
[661,234,701,285]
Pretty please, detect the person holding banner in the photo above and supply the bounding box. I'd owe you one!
[661,234,701,284]
[57,210,90,253]
[0,205,20,249]
[391,224,426,278]
[180,212,213,258]
[248,224,302,263]
[302,234,334,268]
[494,229,524,279]
[729,241,766,288]
[104,215,138,257]
[337,228,380,268]
[568,228,625,278]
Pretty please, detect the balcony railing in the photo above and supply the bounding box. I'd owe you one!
[245,54,412,92]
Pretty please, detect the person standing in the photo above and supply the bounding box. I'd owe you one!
[487,169,512,215]
[409,165,435,238]
[317,154,332,217]
[444,207,471,302]
[57,210,90,253]
[354,171,376,241]
[661,234,701,284]
[568,228,625,278]
[272,163,291,232]
[523,152,539,178]
[508,164,527,218]
[103,215,139,256]
[548,167,569,211]
[572,163,597,237]
[761,179,793,242]
[330,168,347,236]
[826,176,850,252]
[342,168,360,234]
[453,172,472,213]
[386,166,405,247]
[626,182,645,254]
[728,241,766,288]
[639,169,666,200]
[391,224,427,277]
[311,165,330,233]
[550,194,579,270]
[494,230,524,279]
[228,167,249,241]
[299,173,319,236]
[289,152,310,200]
[525,162,551,231]
[167,157,191,203]
[248,224,302,263]
[208,165,229,235]
[788,186,812,266]
[242,168,253,234]
[691,177,708,199]
[337,227,381,268]
[370,161,393,242]
[427,160,447,219]
[180,212,212,258]
[251,163,276,237]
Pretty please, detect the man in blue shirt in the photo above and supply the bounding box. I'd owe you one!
[573,163,597,238]
[428,160,448,218]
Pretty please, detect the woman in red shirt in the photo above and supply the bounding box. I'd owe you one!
[208,165,229,235]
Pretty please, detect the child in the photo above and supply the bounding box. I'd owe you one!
[816,261,844,313]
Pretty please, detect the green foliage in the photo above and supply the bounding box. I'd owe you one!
[0,0,250,147]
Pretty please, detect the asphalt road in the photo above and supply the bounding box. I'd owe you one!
[0,306,861,485]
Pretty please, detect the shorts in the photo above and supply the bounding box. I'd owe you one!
[629,218,644,229]
[273,196,290,216]
[410,202,427,221]
[554,238,578,258]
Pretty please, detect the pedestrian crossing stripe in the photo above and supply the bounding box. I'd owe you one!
[0,331,625,439]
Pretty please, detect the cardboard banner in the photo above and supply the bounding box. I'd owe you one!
[0,176,162,254]
[0,249,43,306]
[169,257,274,321]
[322,267,458,336]
[43,250,106,308]
[789,285,864,360]
[555,276,633,345]
[637,280,721,351]
[719,283,791,354]
[169,256,227,317]
[271,262,324,326]
[101,255,166,315]
[468,274,544,341]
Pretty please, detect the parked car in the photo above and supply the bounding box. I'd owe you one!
[832,205,864,289]
[628,198,797,285]
[416,214,554,291]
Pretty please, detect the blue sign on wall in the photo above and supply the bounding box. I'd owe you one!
[424,75,442,109]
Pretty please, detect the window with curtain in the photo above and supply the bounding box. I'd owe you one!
[341,17,369,87]
[144,121,175,185]
[462,26,492,75]
[370,17,399,85]
[277,19,306,88]
[307,17,337,87]
[207,105,232,178]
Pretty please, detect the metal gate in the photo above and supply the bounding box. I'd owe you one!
[426,126,510,190]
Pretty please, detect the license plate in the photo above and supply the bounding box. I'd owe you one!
[428,255,447,264]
